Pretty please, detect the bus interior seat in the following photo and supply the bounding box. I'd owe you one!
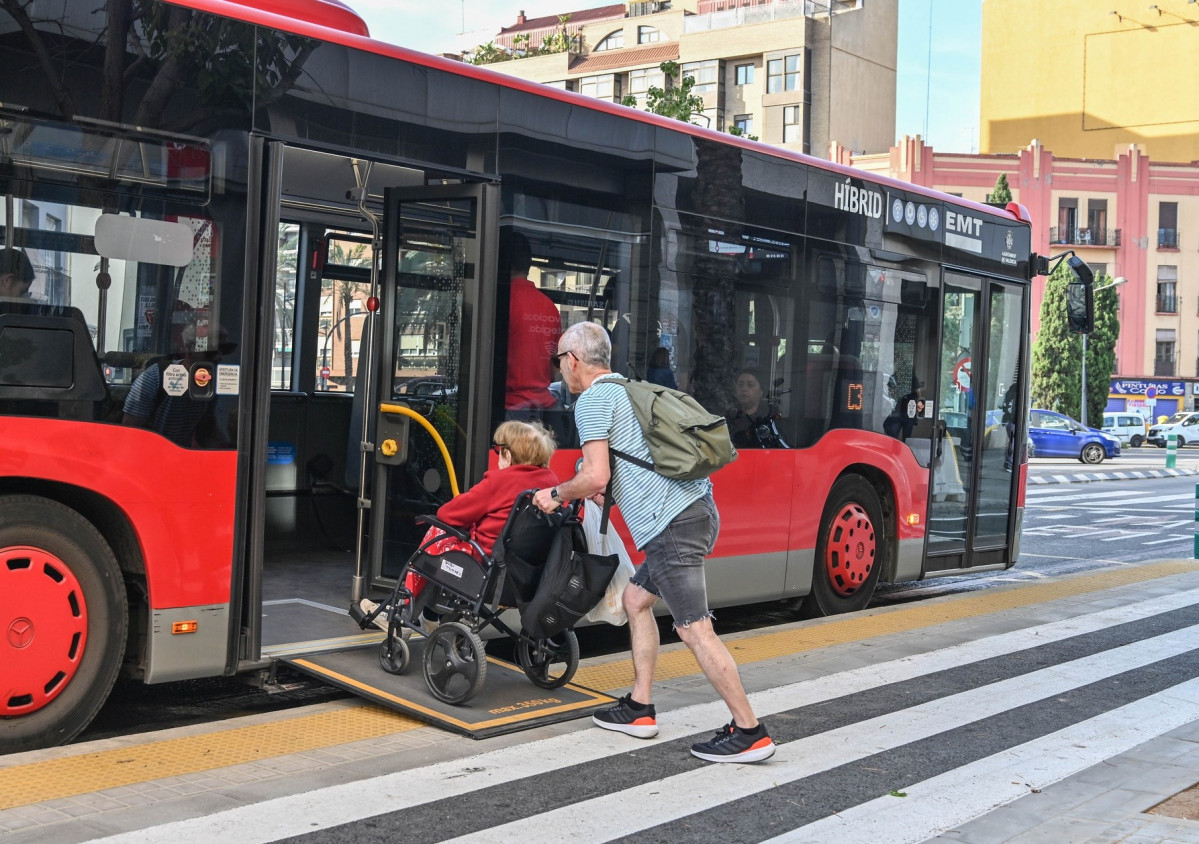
[0,301,109,420]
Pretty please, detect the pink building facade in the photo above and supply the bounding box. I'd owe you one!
[847,137,1199,398]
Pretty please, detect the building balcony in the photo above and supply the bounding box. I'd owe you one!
[1155,358,1176,377]
[1157,294,1178,314]
[685,0,809,31]
[1049,227,1121,247]
[1159,228,1180,249]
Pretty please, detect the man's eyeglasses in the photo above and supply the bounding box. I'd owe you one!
[550,350,574,368]
[491,443,507,455]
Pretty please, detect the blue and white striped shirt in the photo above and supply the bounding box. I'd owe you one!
[574,373,711,549]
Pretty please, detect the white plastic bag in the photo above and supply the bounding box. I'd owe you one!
[581,499,634,626]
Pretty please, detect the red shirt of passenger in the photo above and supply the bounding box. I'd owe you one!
[435,463,560,555]
[505,277,561,409]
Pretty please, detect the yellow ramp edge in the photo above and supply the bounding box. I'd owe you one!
[3,559,1196,810]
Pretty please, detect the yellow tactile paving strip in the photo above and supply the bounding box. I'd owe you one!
[2,559,1196,811]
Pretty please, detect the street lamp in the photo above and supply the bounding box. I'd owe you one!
[1081,276,1127,427]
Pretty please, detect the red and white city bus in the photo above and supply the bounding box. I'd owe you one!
[1,0,1045,751]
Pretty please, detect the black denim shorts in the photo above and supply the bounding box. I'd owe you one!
[630,492,719,627]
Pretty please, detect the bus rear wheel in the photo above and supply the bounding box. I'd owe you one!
[0,496,127,752]
[804,476,885,617]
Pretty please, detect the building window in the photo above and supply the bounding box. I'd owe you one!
[733,114,753,135]
[766,53,799,93]
[681,60,719,93]
[628,66,665,96]
[1086,198,1107,244]
[637,25,661,44]
[783,105,801,143]
[579,74,621,100]
[1157,265,1178,313]
[735,63,754,85]
[594,30,623,51]
[1160,201,1179,249]
[1090,263,1107,279]
[1156,329,1176,377]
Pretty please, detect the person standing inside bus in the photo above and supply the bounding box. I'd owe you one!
[504,233,561,417]
[533,321,775,764]
[0,248,35,299]
[122,304,229,447]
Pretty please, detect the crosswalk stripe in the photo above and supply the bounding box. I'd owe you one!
[443,628,1199,842]
[1024,489,1132,502]
[94,588,1199,844]
[780,678,1199,844]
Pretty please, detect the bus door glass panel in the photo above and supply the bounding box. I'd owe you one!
[971,282,1023,548]
[371,188,484,584]
[927,278,982,556]
[491,225,635,449]
[316,233,373,394]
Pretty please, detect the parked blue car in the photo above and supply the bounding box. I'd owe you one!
[1029,409,1121,464]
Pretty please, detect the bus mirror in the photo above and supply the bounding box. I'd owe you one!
[1066,280,1094,334]
[94,214,195,267]
[1067,254,1094,286]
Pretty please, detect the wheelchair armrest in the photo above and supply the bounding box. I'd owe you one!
[414,515,471,542]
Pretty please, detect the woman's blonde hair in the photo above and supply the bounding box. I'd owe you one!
[493,419,556,468]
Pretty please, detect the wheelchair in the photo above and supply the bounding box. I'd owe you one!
[351,491,582,705]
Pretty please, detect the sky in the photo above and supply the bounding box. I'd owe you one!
[351,0,982,153]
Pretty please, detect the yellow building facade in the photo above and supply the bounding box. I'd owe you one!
[981,0,1199,161]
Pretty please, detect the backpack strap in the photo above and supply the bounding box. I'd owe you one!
[598,451,615,535]
[601,375,657,472]
[609,447,654,472]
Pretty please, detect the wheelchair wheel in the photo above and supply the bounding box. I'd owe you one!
[422,621,487,704]
[516,630,579,690]
[378,633,410,675]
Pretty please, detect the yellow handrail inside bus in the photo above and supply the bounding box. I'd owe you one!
[378,402,461,497]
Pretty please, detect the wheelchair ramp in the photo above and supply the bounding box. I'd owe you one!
[281,638,615,739]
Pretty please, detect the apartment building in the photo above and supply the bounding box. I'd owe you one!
[848,136,1199,410]
[980,0,1199,161]
[479,0,896,157]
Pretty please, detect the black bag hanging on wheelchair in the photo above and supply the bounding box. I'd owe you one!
[520,512,620,640]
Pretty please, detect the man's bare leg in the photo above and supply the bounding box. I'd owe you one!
[675,617,757,728]
[623,582,659,705]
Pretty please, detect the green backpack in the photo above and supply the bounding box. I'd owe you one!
[606,377,737,480]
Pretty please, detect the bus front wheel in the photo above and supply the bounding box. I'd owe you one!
[0,495,128,753]
[804,476,885,617]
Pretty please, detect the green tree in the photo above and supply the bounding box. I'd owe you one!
[988,173,1012,205]
[469,15,576,64]
[621,61,706,124]
[726,125,759,142]
[1031,265,1120,423]
[1087,277,1121,425]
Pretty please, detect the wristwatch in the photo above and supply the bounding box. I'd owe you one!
[550,487,563,504]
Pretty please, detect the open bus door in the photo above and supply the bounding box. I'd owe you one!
[278,185,615,735]
[359,184,499,595]
[926,273,1024,572]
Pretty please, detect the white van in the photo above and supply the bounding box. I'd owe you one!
[1102,413,1148,447]
[1146,412,1199,448]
